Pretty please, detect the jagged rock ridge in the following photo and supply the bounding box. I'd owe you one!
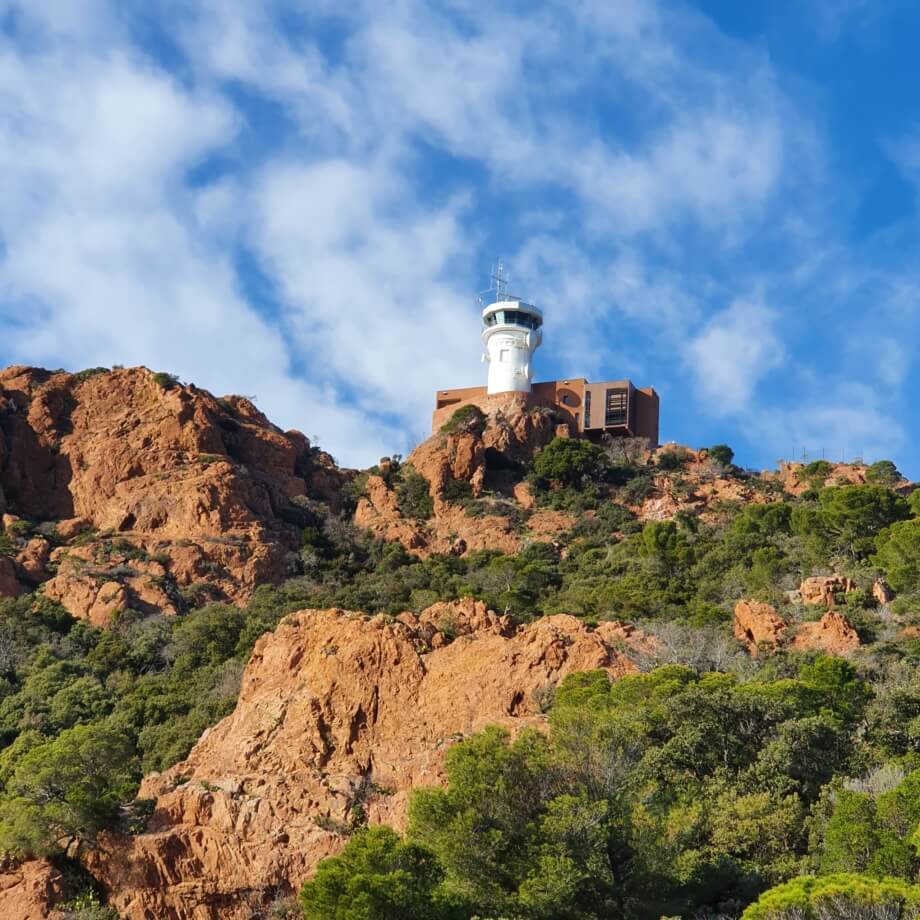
[0,365,346,621]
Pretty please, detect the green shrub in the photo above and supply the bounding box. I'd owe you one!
[707,444,735,467]
[530,437,607,489]
[300,826,456,920]
[867,460,903,485]
[439,404,486,436]
[797,460,834,489]
[395,466,434,521]
[619,473,655,505]
[442,479,472,503]
[874,518,920,594]
[741,873,920,920]
[152,372,180,390]
[57,888,119,919]
[0,722,138,857]
[656,447,691,470]
[72,367,109,384]
[0,533,14,556]
[792,485,910,561]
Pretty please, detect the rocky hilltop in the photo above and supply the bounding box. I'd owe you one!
[0,366,346,624]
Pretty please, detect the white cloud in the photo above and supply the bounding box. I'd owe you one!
[748,385,905,466]
[246,155,480,428]
[685,301,784,415]
[1,0,914,476]
[0,20,403,466]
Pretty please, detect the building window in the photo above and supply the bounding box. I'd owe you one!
[605,388,628,426]
[489,310,539,330]
[584,390,591,428]
[500,349,510,362]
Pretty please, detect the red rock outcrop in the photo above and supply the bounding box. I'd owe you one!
[0,366,348,616]
[90,604,639,918]
[873,579,894,605]
[791,611,862,654]
[0,557,19,598]
[733,600,863,657]
[771,461,876,496]
[799,575,856,607]
[0,858,67,919]
[637,472,771,523]
[13,538,50,587]
[733,599,788,654]
[354,395,571,557]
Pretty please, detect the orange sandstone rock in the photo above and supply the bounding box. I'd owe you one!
[873,579,894,605]
[91,606,638,919]
[14,538,50,587]
[733,599,787,654]
[799,575,856,607]
[791,612,861,654]
[0,365,346,616]
[0,858,66,919]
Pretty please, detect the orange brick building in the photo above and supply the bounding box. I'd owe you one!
[433,377,660,445]
[438,270,660,445]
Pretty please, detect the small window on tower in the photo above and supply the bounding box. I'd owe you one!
[500,349,510,362]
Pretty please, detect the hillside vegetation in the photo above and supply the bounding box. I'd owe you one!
[2,373,920,918]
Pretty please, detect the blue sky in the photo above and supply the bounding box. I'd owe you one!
[0,1,918,474]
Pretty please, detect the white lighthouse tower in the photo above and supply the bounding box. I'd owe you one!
[480,262,543,395]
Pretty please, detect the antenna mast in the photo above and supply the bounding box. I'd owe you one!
[491,260,508,301]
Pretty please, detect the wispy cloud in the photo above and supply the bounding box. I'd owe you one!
[0,0,918,473]
[685,301,784,415]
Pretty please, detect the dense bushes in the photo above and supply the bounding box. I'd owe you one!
[0,723,137,856]
[874,519,920,594]
[395,465,434,521]
[793,485,910,561]
[741,874,920,920]
[152,371,179,390]
[707,444,736,467]
[530,437,608,489]
[300,826,458,920]
[0,581,319,857]
[867,460,903,485]
[309,660,890,919]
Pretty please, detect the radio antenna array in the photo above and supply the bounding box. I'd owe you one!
[478,259,516,306]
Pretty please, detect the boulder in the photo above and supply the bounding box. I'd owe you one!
[873,579,894,606]
[791,612,861,655]
[799,575,856,607]
[0,858,66,919]
[14,538,50,586]
[733,599,787,654]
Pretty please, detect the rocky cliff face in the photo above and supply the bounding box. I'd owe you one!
[0,366,346,621]
[0,859,67,920]
[354,395,574,556]
[89,601,644,919]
